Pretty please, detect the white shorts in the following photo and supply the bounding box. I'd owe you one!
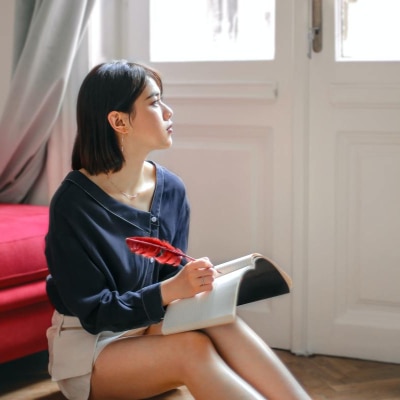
[47,311,147,400]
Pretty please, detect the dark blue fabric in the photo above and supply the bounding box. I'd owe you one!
[45,162,190,334]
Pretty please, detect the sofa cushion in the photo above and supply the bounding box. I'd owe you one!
[0,280,48,312]
[0,204,49,288]
[0,299,53,363]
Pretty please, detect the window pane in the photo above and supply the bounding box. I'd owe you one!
[337,0,400,61]
[150,0,275,62]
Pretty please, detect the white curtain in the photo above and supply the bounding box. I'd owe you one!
[30,39,93,205]
[0,0,96,204]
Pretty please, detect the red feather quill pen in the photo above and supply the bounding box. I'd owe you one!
[126,236,195,266]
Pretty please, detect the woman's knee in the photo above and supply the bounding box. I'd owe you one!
[174,331,215,368]
[177,331,212,354]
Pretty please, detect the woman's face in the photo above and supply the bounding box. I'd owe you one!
[126,78,174,152]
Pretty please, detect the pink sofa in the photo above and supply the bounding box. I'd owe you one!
[0,204,53,363]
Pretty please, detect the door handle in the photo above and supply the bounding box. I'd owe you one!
[309,0,322,57]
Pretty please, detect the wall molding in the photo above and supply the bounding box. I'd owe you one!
[164,81,278,101]
[330,83,400,108]
[335,131,400,330]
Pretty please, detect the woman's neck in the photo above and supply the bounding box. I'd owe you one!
[107,158,149,197]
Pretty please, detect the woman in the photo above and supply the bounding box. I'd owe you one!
[45,60,310,400]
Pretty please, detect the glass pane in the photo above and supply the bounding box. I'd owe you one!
[150,0,275,62]
[337,0,400,61]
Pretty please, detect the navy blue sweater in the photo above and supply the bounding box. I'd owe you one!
[45,163,190,334]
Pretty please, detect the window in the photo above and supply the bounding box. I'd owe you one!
[150,0,275,62]
[88,1,279,88]
[337,0,400,61]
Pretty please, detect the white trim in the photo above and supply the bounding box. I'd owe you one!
[164,81,278,101]
[330,83,400,108]
[290,0,311,356]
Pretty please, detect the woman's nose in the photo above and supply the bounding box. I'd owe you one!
[163,103,173,120]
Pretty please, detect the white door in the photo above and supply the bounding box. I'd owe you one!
[121,0,298,349]
[307,0,400,363]
[93,0,400,362]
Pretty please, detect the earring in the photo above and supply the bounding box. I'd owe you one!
[121,136,124,153]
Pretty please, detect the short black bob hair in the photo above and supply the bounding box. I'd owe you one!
[71,60,163,175]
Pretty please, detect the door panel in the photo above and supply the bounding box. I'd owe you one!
[124,0,296,348]
[307,0,400,362]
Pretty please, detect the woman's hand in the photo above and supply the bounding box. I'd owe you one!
[160,257,216,306]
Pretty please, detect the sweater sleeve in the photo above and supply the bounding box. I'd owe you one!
[46,197,166,334]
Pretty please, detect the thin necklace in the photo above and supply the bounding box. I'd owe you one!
[107,175,140,200]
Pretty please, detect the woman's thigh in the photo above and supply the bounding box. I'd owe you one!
[89,330,208,400]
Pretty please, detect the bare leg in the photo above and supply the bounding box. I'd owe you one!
[203,318,311,400]
[90,329,265,400]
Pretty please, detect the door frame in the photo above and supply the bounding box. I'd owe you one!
[290,0,311,355]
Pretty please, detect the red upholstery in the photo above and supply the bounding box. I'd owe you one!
[0,299,53,362]
[0,204,49,288]
[0,204,53,363]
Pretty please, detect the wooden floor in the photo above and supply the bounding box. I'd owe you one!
[1,349,399,400]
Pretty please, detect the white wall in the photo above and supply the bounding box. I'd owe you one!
[0,1,15,116]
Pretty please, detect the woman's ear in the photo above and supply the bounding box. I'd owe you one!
[107,111,128,133]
